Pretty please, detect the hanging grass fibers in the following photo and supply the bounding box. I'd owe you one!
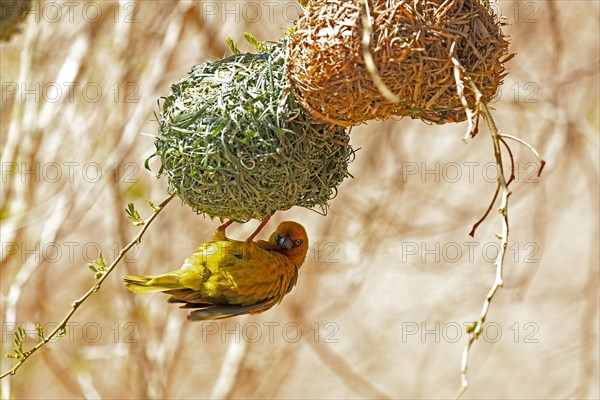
[0,0,31,41]
[151,38,354,222]
[287,0,511,126]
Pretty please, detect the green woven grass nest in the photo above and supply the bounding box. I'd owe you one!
[152,38,354,222]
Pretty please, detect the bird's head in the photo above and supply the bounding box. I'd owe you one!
[269,221,309,268]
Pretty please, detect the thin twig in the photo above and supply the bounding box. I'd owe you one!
[451,42,479,143]
[360,0,400,103]
[469,181,501,237]
[499,137,517,186]
[499,133,546,176]
[0,194,175,380]
[453,82,511,400]
[452,62,545,396]
[450,49,518,398]
[469,135,516,236]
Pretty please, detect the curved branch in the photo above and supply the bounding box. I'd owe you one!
[453,85,511,400]
[0,194,175,380]
[448,47,544,399]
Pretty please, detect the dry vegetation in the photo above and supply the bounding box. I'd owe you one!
[1,1,598,399]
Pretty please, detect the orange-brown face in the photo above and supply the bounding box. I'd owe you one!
[269,221,309,268]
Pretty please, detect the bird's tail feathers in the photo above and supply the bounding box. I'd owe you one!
[123,274,182,294]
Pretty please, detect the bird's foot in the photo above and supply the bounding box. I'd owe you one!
[245,215,271,243]
[213,219,234,241]
[242,239,255,258]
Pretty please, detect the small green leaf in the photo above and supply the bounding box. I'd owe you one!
[226,36,240,55]
[465,322,478,334]
[243,32,266,52]
[5,325,26,360]
[35,323,45,341]
[87,251,107,279]
[466,322,484,339]
[126,203,144,226]
[146,199,158,211]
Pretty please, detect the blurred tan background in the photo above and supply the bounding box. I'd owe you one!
[1,1,598,399]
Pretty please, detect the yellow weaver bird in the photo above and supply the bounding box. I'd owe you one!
[123,221,308,321]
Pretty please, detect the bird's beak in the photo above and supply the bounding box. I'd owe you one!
[277,234,293,249]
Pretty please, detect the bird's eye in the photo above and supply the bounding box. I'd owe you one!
[275,234,281,242]
[294,239,302,246]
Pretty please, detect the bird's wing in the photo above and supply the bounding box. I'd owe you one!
[185,298,279,321]
[167,297,214,309]
[175,240,241,290]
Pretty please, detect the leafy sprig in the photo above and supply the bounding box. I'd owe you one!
[5,326,26,360]
[1,194,175,379]
[87,252,107,279]
[126,203,144,226]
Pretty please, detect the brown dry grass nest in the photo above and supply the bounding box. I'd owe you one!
[287,0,511,126]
